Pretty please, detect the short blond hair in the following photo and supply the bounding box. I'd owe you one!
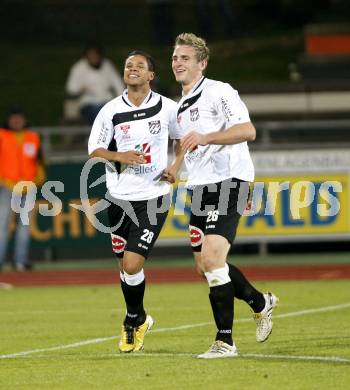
[174,33,210,62]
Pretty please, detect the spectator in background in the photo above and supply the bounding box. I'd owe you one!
[0,107,46,272]
[65,43,125,124]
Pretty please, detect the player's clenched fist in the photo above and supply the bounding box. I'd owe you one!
[160,168,176,184]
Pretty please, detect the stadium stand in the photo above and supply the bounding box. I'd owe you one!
[297,23,350,82]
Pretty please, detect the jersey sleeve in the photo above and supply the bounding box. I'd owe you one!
[88,105,114,155]
[211,83,250,127]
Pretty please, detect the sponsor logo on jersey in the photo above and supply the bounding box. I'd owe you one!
[135,143,151,163]
[186,148,204,163]
[120,124,130,134]
[181,101,190,110]
[189,225,204,247]
[133,112,146,119]
[111,234,126,253]
[97,123,109,144]
[127,164,157,175]
[148,120,161,134]
[190,107,199,122]
[221,97,234,121]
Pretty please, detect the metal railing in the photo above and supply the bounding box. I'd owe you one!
[34,119,350,163]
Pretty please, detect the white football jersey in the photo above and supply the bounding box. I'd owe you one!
[176,77,255,187]
[88,90,179,200]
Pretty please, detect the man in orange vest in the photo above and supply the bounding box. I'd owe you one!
[0,107,45,271]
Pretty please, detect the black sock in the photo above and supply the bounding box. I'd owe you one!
[209,282,235,345]
[228,263,265,312]
[121,279,146,326]
[120,278,127,299]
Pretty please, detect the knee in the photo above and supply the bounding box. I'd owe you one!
[200,246,222,272]
[122,262,142,275]
[122,252,145,275]
[200,235,230,271]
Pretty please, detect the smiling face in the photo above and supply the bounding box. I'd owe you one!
[124,54,155,88]
[172,45,207,92]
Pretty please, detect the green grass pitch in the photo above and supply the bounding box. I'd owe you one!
[1,280,349,389]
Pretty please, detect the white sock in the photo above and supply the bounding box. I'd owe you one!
[204,264,230,287]
[124,269,145,286]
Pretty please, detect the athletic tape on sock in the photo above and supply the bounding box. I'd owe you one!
[124,269,145,286]
[204,264,231,287]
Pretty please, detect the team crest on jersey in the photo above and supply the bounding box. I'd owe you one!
[120,124,130,134]
[190,107,199,122]
[135,143,151,163]
[148,120,161,135]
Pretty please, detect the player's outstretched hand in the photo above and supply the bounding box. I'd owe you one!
[181,131,207,152]
[117,151,146,165]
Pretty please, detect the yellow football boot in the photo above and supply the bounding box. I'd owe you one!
[118,324,135,353]
[134,315,154,351]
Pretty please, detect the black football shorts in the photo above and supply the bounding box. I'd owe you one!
[189,178,250,252]
[107,194,170,259]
